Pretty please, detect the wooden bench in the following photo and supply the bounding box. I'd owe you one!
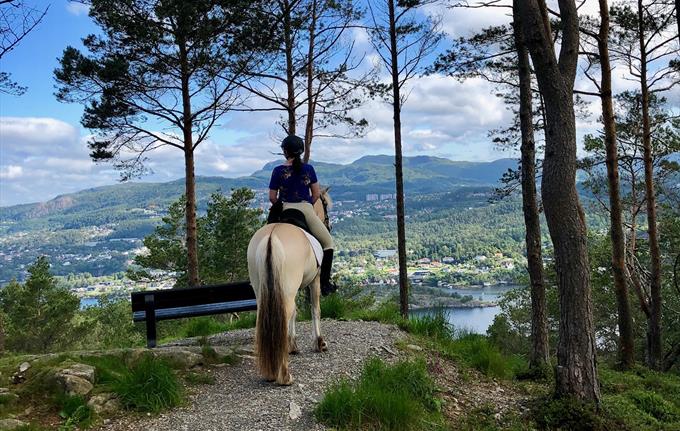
[131,281,257,348]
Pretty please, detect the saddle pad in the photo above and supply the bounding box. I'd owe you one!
[303,231,323,267]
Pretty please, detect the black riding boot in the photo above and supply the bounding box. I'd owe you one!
[320,249,338,296]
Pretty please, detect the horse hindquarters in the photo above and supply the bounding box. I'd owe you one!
[254,233,292,385]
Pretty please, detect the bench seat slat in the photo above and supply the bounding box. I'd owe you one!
[133,299,257,322]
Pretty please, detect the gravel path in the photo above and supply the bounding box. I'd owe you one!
[98,320,406,431]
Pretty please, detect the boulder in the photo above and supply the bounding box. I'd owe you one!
[87,393,121,415]
[0,419,28,431]
[18,362,30,373]
[153,348,204,369]
[61,363,96,383]
[54,364,96,396]
[57,374,94,396]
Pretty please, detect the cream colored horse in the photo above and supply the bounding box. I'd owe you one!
[247,190,331,385]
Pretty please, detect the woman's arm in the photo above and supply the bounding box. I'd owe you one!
[310,182,321,204]
[269,189,278,205]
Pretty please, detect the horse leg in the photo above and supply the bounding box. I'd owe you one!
[310,274,327,352]
[288,308,299,354]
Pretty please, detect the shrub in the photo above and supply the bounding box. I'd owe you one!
[407,308,452,341]
[57,395,95,430]
[445,332,527,380]
[111,355,182,412]
[315,358,443,430]
[320,293,347,319]
[628,390,680,423]
[534,397,609,431]
[182,317,228,338]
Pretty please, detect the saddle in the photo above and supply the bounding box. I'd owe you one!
[267,202,312,234]
[267,202,322,266]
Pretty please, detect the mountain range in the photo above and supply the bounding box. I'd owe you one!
[1,155,516,225]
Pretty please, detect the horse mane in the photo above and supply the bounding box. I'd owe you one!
[321,186,333,209]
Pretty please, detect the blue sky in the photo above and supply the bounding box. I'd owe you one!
[0,1,677,207]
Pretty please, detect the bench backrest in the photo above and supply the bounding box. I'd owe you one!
[130,281,256,312]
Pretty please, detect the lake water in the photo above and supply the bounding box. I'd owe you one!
[411,284,519,334]
[79,284,520,334]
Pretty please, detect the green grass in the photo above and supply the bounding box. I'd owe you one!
[57,395,95,430]
[184,371,216,385]
[110,355,182,413]
[598,366,680,430]
[406,308,453,341]
[315,358,444,430]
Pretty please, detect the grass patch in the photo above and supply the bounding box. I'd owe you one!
[315,357,444,430]
[406,308,452,341]
[184,371,216,385]
[110,355,182,413]
[442,332,528,380]
[57,395,95,430]
[534,397,612,431]
[348,300,405,326]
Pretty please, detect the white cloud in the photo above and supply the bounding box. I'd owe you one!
[65,2,90,16]
[0,165,23,179]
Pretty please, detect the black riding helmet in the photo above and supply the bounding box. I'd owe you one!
[281,134,304,157]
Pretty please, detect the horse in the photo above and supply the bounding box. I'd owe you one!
[246,189,332,385]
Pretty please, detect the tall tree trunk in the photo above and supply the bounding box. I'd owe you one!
[283,0,296,135]
[513,2,549,370]
[518,0,601,403]
[303,0,317,163]
[599,0,635,369]
[179,41,200,288]
[388,0,409,318]
[637,0,663,370]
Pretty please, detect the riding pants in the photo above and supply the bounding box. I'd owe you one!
[282,201,334,251]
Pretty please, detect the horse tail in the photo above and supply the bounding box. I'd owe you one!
[255,231,288,379]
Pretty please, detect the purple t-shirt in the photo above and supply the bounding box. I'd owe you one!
[269,164,318,203]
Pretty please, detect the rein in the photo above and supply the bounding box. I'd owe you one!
[320,195,331,232]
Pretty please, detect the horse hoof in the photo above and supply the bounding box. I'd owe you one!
[277,375,294,386]
[316,336,328,352]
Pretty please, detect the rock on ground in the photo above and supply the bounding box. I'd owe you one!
[0,419,28,431]
[97,320,405,431]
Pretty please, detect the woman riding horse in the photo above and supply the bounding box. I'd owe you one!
[246,135,334,385]
[268,135,337,295]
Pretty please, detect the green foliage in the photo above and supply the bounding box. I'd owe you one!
[315,358,444,430]
[406,308,452,341]
[0,257,79,353]
[130,189,262,287]
[57,395,95,430]
[184,371,216,385]
[598,366,680,430]
[319,293,348,319]
[534,397,610,431]
[78,297,145,349]
[111,356,182,413]
[444,332,528,380]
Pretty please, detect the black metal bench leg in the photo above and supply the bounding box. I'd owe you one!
[145,294,157,348]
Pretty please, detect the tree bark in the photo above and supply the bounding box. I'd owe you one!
[303,0,317,163]
[517,0,600,403]
[599,0,635,369]
[513,2,549,370]
[283,0,296,135]
[179,40,200,288]
[637,0,663,370]
[388,0,409,318]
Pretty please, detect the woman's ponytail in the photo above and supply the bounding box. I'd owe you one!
[292,154,303,173]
